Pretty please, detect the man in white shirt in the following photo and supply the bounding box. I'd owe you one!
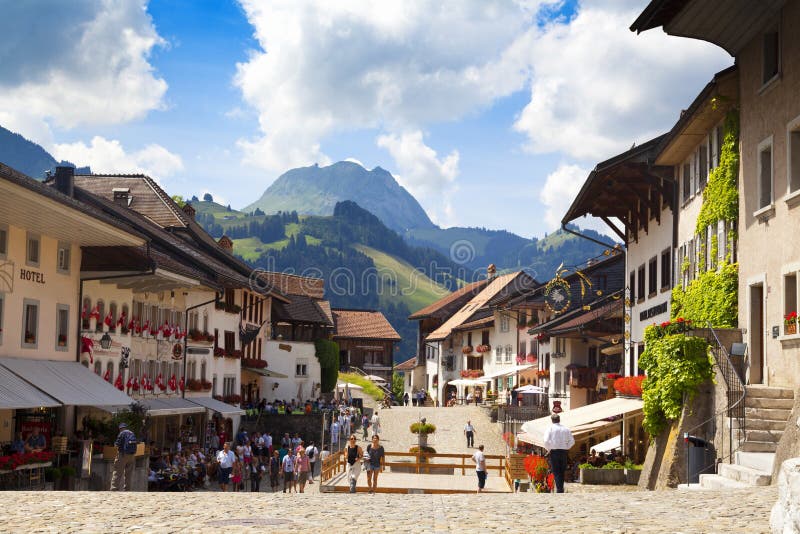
[305,441,319,482]
[371,411,381,437]
[215,442,236,492]
[542,414,575,493]
[464,420,475,448]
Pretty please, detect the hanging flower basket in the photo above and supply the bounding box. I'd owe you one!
[462,346,474,354]
[476,344,491,353]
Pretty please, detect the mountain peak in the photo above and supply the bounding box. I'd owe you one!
[244,161,436,232]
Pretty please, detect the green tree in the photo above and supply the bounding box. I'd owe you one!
[392,372,404,401]
[171,195,185,208]
[314,339,340,393]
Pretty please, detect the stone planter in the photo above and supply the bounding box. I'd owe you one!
[625,468,642,485]
[580,467,625,485]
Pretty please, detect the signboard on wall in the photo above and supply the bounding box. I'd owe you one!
[507,453,528,479]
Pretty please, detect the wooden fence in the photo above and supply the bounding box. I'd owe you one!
[320,450,508,479]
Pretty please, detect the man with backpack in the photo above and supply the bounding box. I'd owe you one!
[305,441,318,482]
[110,422,138,490]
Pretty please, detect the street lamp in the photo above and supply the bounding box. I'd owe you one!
[100,332,112,350]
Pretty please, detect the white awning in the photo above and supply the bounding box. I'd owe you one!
[189,396,245,417]
[519,397,643,448]
[0,365,61,409]
[141,397,206,416]
[447,378,488,386]
[0,357,134,407]
[593,435,621,454]
[483,365,534,380]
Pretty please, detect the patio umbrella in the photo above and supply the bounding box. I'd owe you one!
[336,382,364,390]
[516,384,546,394]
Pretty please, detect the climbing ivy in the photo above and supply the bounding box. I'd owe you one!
[671,109,740,327]
[639,326,714,436]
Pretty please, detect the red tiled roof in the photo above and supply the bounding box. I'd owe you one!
[408,279,489,320]
[332,309,401,341]
[395,357,417,371]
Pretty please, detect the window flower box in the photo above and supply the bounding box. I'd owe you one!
[784,312,797,335]
[475,344,491,353]
[462,346,474,354]
[242,358,267,369]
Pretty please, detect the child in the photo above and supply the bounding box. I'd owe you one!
[231,458,243,492]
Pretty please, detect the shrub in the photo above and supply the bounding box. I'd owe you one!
[579,463,596,470]
[409,422,437,434]
[60,466,77,477]
[602,461,625,470]
[45,467,62,481]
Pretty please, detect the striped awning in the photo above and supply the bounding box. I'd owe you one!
[0,365,60,409]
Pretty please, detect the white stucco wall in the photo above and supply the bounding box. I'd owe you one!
[262,340,320,402]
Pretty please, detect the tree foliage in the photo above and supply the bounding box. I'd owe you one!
[314,339,340,393]
[671,262,738,327]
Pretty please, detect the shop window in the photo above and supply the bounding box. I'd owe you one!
[648,257,657,296]
[56,304,69,351]
[26,233,40,267]
[660,248,671,290]
[22,299,39,348]
[57,241,71,274]
[758,138,773,210]
[763,27,780,85]
[0,225,7,258]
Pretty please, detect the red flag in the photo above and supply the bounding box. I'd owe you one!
[117,312,127,328]
[89,305,100,320]
[168,374,177,391]
[128,316,136,331]
[132,377,140,391]
[126,375,133,390]
[80,336,94,364]
[156,373,164,391]
[114,373,124,391]
[179,377,185,392]
[104,312,113,328]
[103,368,110,382]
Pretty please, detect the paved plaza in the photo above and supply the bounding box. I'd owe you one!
[0,485,777,533]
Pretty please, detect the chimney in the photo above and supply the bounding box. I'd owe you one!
[54,166,74,197]
[218,235,233,252]
[182,203,196,219]
[487,263,497,280]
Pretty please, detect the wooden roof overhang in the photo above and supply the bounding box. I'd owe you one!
[562,136,674,244]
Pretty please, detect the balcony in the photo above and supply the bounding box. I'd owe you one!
[215,301,242,315]
[568,367,598,389]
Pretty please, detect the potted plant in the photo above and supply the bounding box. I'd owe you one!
[57,334,67,347]
[524,454,554,493]
[785,311,797,335]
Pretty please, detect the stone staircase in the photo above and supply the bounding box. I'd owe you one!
[689,385,794,490]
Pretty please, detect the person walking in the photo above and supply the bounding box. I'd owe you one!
[110,422,137,491]
[215,442,236,492]
[365,434,385,494]
[361,413,370,441]
[345,435,363,493]
[305,441,318,482]
[370,411,381,437]
[295,448,311,493]
[282,449,296,493]
[471,444,487,493]
[464,420,475,448]
[543,413,575,493]
[403,392,409,406]
[269,450,281,492]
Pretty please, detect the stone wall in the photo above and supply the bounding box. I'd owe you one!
[773,396,800,481]
[770,458,800,533]
[242,414,326,447]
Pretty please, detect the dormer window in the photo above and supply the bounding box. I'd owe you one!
[112,188,131,206]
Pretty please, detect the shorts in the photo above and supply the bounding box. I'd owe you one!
[231,475,242,484]
[477,470,487,489]
[297,471,308,483]
[365,463,381,472]
[218,466,232,484]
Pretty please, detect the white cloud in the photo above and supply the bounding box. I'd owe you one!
[377,130,459,225]
[539,163,587,230]
[234,0,537,171]
[0,0,167,144]
[343,157,366,168]
[514,1,732,161]
[53,136,183,179]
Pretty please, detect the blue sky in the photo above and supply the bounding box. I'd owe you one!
[0,1,731,239]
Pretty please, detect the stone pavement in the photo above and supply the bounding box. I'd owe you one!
[1,485,777,533]
[368,405,506,455]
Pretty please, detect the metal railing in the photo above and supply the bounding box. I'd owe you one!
[683,324,746,485]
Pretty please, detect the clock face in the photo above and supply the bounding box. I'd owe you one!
[544,278,571,315]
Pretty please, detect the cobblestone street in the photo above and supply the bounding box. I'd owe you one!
[1,485,777,533]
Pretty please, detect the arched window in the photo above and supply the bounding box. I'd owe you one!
[94,360,102,375]
[106,361,114,383]
[200,360,207,381]
[202,311,208,334]
[109,302,118,326]
[82,297,92,329]
[95,300,105,331]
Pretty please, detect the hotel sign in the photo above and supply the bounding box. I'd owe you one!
[639,301,668,322]
[20,268,46,285]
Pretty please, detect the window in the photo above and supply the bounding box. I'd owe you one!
[504,345,512,362]
[637,264,645,301]
[296,361,308,377]
[223,375,236,396]
[648,257,657,296]
[785,271,798,335]
[188,359,196,380]
[519,341,527,357]
[588,346,598,369]
[201,360,207,381]
[56,304,69,351]
[499,315,509,332]
[0,225,7,258]
[763,28,780,85]
[212,375,218,395]
[698,144,708,189]
[57,241,70,273]
[660,248,671,290]
[788,116,800,194]
[495,347,502,364]
[481,330,490,345]
[26,233,40,267]
[224,331,235,353]
[22,299,39,348]
[758,138,773,210]
[224,288,235,307]
[94,360,102,375]
[554,371,562,394]
[682,163,691,201]
[629,271,635,295]
[106,361,114,383]
[466,332,472,347]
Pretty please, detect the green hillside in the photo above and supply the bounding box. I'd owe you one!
[354,244,451,312]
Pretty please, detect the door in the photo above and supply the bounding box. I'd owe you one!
[748,283,764,384]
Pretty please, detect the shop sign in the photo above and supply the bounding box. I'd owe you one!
[507,453,528,479]
[552,400,563,413]
[544,277,571,315]
[639,301,668,321]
